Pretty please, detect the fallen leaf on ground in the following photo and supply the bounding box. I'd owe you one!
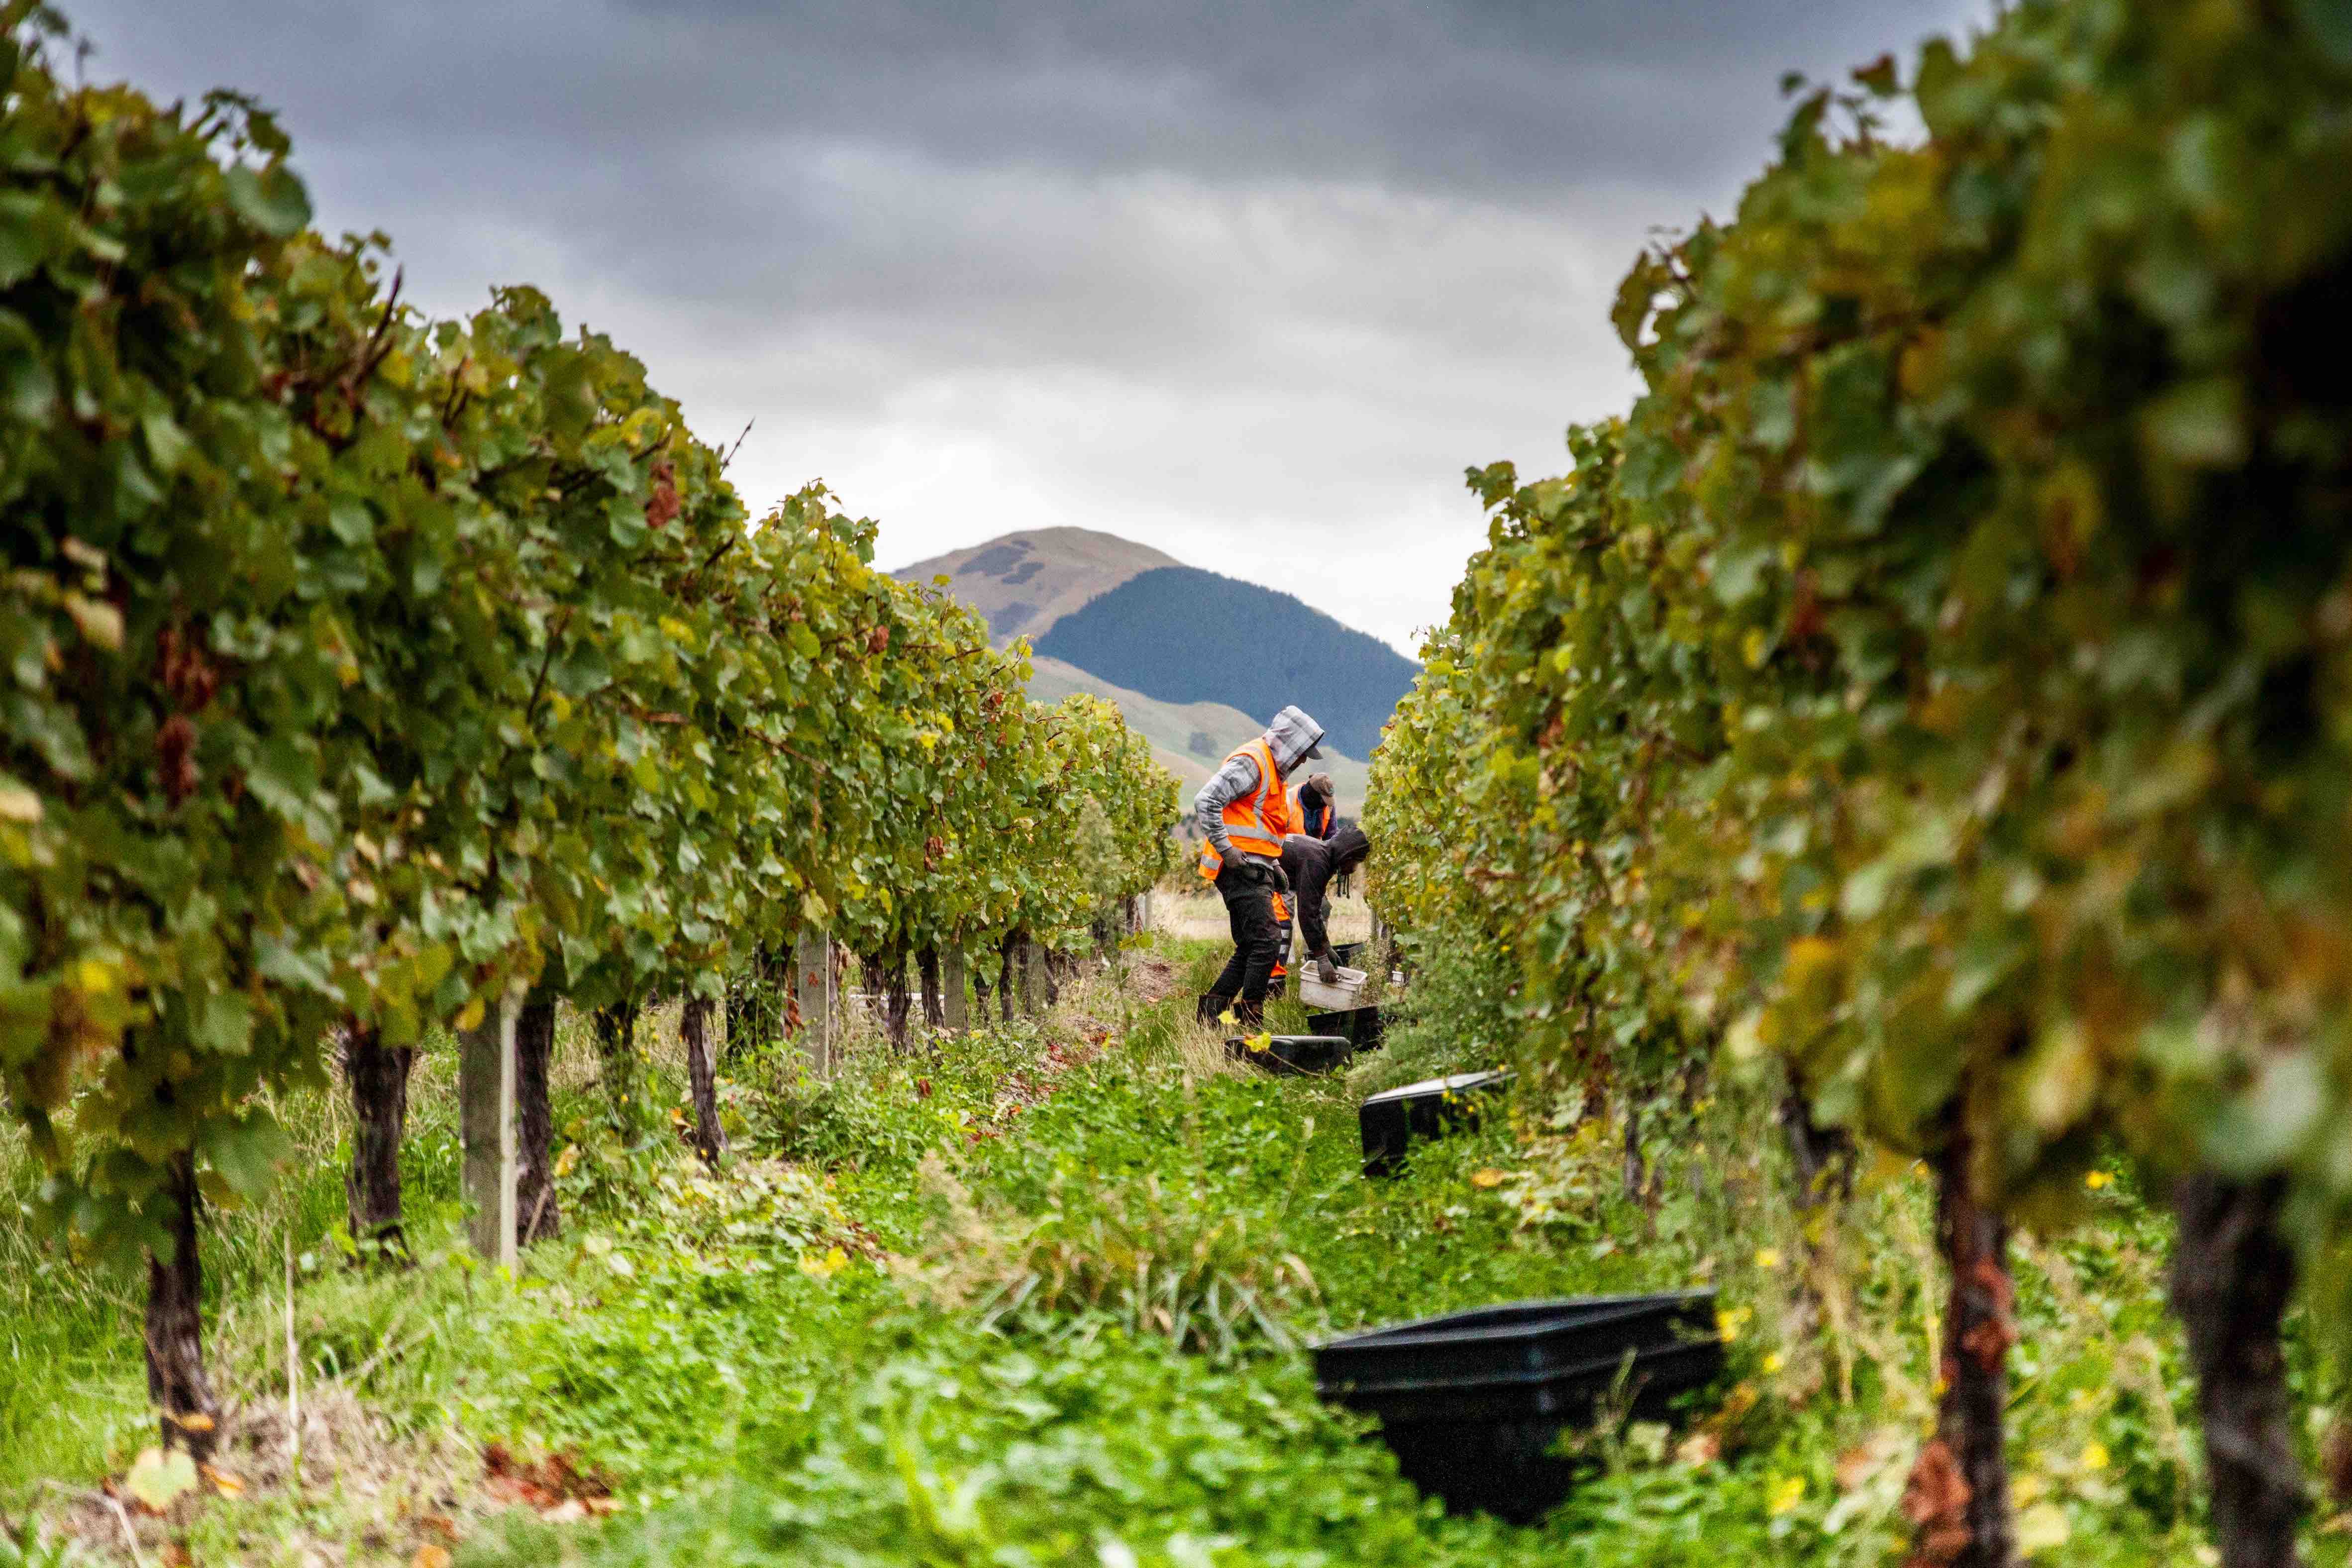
[411,1546,452,1568]
[125,1447,199,1513]
[2015,1501,2071,1554]
[482,1442,618,1514]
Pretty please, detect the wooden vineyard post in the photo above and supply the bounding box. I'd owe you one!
[457,985,521,1270]
[941,947,970,1031]
[792,928,836,1078]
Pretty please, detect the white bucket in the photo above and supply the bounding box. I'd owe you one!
[1297,965,1368,1012]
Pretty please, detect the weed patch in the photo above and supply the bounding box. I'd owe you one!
[0,940,2290,1564]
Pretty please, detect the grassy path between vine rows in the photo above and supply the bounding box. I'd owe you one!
[1,922,2321,1566]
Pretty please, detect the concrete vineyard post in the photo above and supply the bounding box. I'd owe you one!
[457,987,521,1270]
[941,948,969,1030]
[1022,935,1052,1016]
[792,928,835,1078]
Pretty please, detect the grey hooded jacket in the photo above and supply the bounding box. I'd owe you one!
[1194,706,1325,860]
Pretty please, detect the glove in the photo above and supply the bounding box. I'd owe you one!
[1266,861,1292,894]
[1315,952,1338,985]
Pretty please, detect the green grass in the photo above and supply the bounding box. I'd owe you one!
[3,935,2339,1565]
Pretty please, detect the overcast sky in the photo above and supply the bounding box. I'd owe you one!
[65,0,1985,655]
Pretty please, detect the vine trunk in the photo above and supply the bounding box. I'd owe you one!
[343,1024,415,1260]
[2171,1172,2305,1568]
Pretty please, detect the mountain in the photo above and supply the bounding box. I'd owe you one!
[1033,567,1416,761]
[896,524,1415,775]
[894,527,1178,647]
[1025,656,1369,817]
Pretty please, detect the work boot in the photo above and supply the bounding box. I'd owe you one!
[1196,992,1236,1027]
[1232,998,1266,1032]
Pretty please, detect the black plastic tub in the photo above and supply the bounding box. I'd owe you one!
[1314,1292,1722,1521]
[1357,1069,1511,1176]
[1308,1006,1386,1052]
[1331,940,1368,967]
[1224,1033,1354,1076]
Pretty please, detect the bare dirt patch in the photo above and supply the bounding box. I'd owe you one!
[43,1385,635,1567]
[50,1387,479,1565]
[1123,952,1186,1004]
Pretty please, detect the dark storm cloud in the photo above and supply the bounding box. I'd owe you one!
[81,0,1940,189]
[56,0,1987,652]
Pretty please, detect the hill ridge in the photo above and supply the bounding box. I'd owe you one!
[1033,565,1416,761]
[899,525,1417,767]
[892,526,1179,647]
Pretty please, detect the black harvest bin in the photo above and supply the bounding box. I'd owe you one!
[1313,1291,1723,1522]
[1358,1070,1512,1175]
[1224,1034,1353,1076]
[1307,1006,1386,1051]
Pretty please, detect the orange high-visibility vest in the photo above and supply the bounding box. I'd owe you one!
[1195,737,1298,881]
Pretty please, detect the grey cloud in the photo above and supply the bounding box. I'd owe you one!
[55,0,1989,652]
[79,0,1972,190]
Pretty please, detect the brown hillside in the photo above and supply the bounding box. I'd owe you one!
[893,526,1179,648]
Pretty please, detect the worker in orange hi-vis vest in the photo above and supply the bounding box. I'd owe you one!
[1192,706,1324,1029]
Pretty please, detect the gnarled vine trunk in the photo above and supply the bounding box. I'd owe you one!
[884,941,913,1046]
[514,988,561,1245]
[145,1148,220,1461]
[1906,1113,2015,1568]
[1779,1090,1854,1211]
[343,1023,416,1261]
[2171,1172,2305,1568]
[590,995,642,1128]
[919,945,944,1030]
[725,941,786,1061]
[1777,1086,1856,1391]
[859,948,906,1045]
[681,996,725,1168]
[1620,1098,1646,1205]
[998,931,1022,1023]
[724,966,755,1061]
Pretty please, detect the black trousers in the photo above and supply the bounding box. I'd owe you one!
[1208,860,1291,1004]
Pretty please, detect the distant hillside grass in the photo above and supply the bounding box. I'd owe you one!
[1033,566,1416,759]
[1023,656,1370,814]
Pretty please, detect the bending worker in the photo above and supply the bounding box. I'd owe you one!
[1194,705,1326,1027]
[1282,823,1371,984]
[1296,772,1337,840]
